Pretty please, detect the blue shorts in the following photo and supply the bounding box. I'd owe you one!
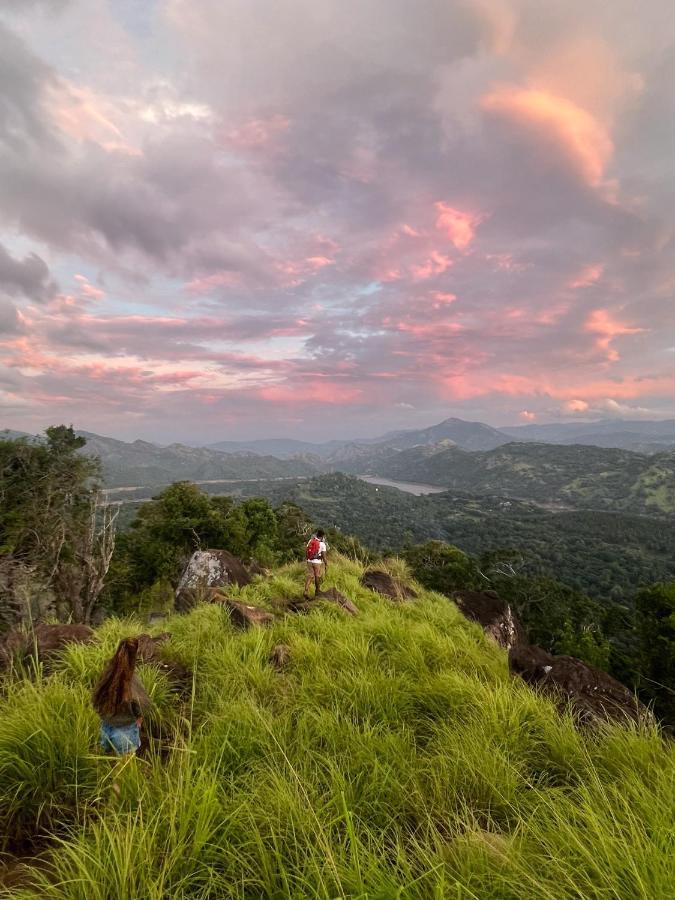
[100,721,141,755]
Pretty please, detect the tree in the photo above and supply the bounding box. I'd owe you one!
[0,427,115,625]
[403,541,481,594]
[634,582,675,725]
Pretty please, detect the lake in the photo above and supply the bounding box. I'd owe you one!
[358,475,447,496]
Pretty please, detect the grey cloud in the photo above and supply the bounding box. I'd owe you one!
[0,297,23,335]
[0,242,56,301]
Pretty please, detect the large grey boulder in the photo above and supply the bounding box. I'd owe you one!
[175,549,251,612]
[451,590,525,651]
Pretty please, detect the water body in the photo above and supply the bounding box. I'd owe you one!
[358,475,447,496]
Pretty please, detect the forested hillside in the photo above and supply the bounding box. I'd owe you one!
[338,442,675,515]
[237,474,675,599]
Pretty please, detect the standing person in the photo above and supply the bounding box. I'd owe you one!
[304,529,328,599]
[92,637,150,756]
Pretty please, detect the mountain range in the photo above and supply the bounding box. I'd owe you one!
[208,416,675,457]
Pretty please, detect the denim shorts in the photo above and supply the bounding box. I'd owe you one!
[100,720,141,755]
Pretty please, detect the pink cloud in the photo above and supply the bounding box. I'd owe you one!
[519,410,537,421]
[410,250,453,281]
[224,115,290,151]
[481,86,613,188]
[568,263,604,289]
[257,381,363,405]
[435,203,483,251]
[585,308,645,361]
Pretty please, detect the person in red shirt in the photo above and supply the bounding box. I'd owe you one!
[304,529,328,598]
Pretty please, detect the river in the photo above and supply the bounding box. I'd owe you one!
[357,475,447,495]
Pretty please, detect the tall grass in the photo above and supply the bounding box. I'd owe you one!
[1,555,672,898]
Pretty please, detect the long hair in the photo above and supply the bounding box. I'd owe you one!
[92,637,138,718]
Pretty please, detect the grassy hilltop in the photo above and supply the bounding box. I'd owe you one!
[1,556,673,899]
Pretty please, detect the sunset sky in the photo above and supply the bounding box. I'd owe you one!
[1,0,674,443]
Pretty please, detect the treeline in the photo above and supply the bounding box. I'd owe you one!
[242,473,675,599]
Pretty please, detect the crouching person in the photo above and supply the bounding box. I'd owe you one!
[93,637,150,756]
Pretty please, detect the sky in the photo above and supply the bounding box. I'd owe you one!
[1,0,674,444]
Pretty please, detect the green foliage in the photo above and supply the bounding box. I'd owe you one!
[245,473,675,599]
[106,486,324,609]
[403,540,482,594]
[554,621,611,670]
[634,582,675,724]
[342,440,675,515]
[0,556,672,898]
[0,427,103,627]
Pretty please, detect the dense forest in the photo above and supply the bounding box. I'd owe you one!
[337,441,675,515]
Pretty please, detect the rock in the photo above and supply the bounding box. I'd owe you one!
[270,644,291,670]
[135,632,171,663]
[246,559,269,578]
[315,588,359,616]
[509,644,651,726]
[175,549,251,612]
[1,623,94,669]
[451,590,525,650]
[361,570,418,601]
[225,599,274,629]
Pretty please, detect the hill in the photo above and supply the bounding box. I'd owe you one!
[77,431,321,488]
[502,418,675,452]
[336,442,675,516]
[236,474,675,598]
[0,555,672,897]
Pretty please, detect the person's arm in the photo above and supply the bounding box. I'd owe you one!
[321,542,328,569]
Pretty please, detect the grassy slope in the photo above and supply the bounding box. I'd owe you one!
[1,557,673,899]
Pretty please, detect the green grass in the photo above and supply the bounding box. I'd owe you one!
[0,556,673,898]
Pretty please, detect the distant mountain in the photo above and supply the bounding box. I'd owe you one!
[82,433,322,488]
[208,417,512,458]
[208,437,348,459]
[0,429,33,441]
[337,441,675,516]
[75,431,323,488]
[501,419,675,452]
[378,417,511,452]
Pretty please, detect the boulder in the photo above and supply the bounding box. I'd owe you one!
[316,588,359,616]
[451,590,525,650]
[509,644,650,726]
[225,599,274,629]
[133,632,193,696]
[1,623,94,669]
[270,644,291,670]
[246,559,269,578]
[361,570,418,601]
[136,632,171,663]
[175,549,251,612]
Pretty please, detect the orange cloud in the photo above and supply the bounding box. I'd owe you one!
[481,86,613,187]
[585,308,645,361]
[519,410,536,421]
[568,263,604,289]
[410,251,452,281]
[435,203,482,251]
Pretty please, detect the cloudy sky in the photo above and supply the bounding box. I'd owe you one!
[1,0,674,443]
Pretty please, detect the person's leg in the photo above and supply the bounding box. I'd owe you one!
[313,562,323,595]
[304,562,314,598]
